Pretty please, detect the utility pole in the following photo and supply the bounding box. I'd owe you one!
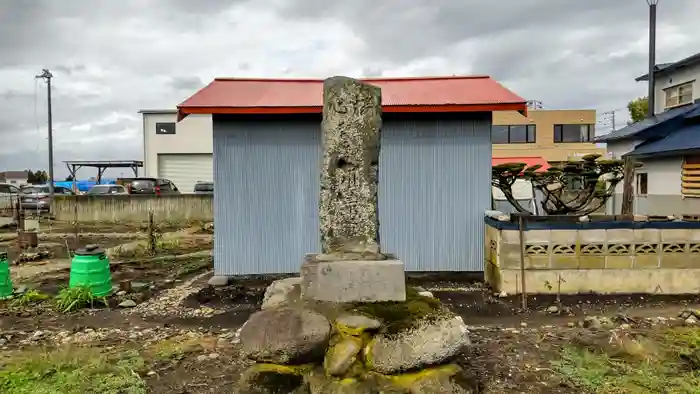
[647,0,659,117]
[36,69,55,199]
[601,110,617,131]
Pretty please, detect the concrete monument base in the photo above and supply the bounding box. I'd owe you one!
[300,254,406,302]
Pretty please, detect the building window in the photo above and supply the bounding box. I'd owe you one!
[491,125,536,144]
[682,155,700,197]
[155,122,176,135]
[636,173,648,195]
[664,81,694,109]
[554,124,595,143]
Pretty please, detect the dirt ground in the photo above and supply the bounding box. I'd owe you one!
[1,224,700,393]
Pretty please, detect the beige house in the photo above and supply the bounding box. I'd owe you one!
[492,109,605,164]
[139,110,213,193]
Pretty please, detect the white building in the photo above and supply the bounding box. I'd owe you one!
[0,171,28,186]
[139,110,213,193]
[599,52,700,216]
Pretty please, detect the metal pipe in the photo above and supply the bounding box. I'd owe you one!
[647,2,658,117]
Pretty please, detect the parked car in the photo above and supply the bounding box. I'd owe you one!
[86,184,129,195]
[0,183,21,211]
[20,184,74,211]
[119,178,181,196]
[193,181,213,195]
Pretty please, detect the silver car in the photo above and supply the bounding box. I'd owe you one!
[86,184,128,195]
[20,185,74,212]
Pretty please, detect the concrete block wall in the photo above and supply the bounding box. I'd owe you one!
[485,217,700,294]
[52,195,213,223]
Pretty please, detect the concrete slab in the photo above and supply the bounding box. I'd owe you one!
[207,276,229,287]
[304,258,406,302]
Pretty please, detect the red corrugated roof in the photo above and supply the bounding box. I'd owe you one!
[492,157,550,172]
[177,76,527,119]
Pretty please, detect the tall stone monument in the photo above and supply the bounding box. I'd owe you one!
[301,76,406,302]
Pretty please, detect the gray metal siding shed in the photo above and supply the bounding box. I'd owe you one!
[212,113,491,275]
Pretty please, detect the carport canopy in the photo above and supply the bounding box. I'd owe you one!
[64,160,143,189]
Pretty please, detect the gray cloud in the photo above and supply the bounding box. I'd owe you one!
[1,0,699,176]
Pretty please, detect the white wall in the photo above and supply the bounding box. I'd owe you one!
[653,62,700,114]
[606,140,640,195]
[142,112,213,177]
[639,157,682,196]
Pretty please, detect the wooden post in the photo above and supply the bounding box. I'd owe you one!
[148,210,156,255]
[518,214,527,310]
[621,156,635,216]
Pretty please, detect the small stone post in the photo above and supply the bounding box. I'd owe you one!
[301,76,406,302]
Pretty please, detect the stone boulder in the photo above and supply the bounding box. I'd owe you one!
[261,277,301,310]
[365,315,470,374]
[323,336,363,376]
[240,307,331,364]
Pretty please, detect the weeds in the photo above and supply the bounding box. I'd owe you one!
[10,289,49,307]
[554,327,700,393]
[0,346,146,394]
[54,286,109,313]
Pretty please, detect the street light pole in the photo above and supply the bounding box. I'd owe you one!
[647,0,659,117]
[36,69,55,199]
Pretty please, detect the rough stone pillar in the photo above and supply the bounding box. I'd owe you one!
[300,76,406,302]
[319,76,383,261]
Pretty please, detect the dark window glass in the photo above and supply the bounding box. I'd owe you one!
[491,125,509,144]
[131,180,156,192]
[509,125,528,143]
[156,122,176,135]
[526,125,536,143]
[492,125,536,144]
[637,173,648,195]
[194,182,213,192]
[554,124,593,143]
[88,186,110,195]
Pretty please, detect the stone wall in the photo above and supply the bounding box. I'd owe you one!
[52,195,213,223]
[485,216,700,294]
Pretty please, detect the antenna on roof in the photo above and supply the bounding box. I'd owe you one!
[526,100,543,109]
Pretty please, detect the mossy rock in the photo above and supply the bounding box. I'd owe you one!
[351,287,447,335]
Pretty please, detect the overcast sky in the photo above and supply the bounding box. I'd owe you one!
[1,0,699,178]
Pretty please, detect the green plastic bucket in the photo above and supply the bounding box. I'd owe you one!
[0,252,13,298]
[69,245,112,297]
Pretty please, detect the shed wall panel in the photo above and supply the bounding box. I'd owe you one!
[213,113,491,275]
[213,118,321,275]
[379,114,491,271]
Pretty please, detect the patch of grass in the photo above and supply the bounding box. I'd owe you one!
[173,258,212,277]
[54,286,109,313]
[144,336,214,362]
[554,328,700,393]
[0,346,146,394]
[10,289,50,307]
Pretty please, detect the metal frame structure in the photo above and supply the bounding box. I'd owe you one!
[64,160,143,191]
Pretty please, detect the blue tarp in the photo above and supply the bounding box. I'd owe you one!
[54,179,116,192]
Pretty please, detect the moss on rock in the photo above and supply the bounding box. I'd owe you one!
[351,287,447,335]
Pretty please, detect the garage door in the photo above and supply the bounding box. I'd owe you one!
[157,154,213,193]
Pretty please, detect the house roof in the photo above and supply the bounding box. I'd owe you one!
[596,102,700,142]
[627,122,700,158]
[492,156,550,172]
[177,76,527,120]
[0,171,28,178]
[635,52,700,81]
